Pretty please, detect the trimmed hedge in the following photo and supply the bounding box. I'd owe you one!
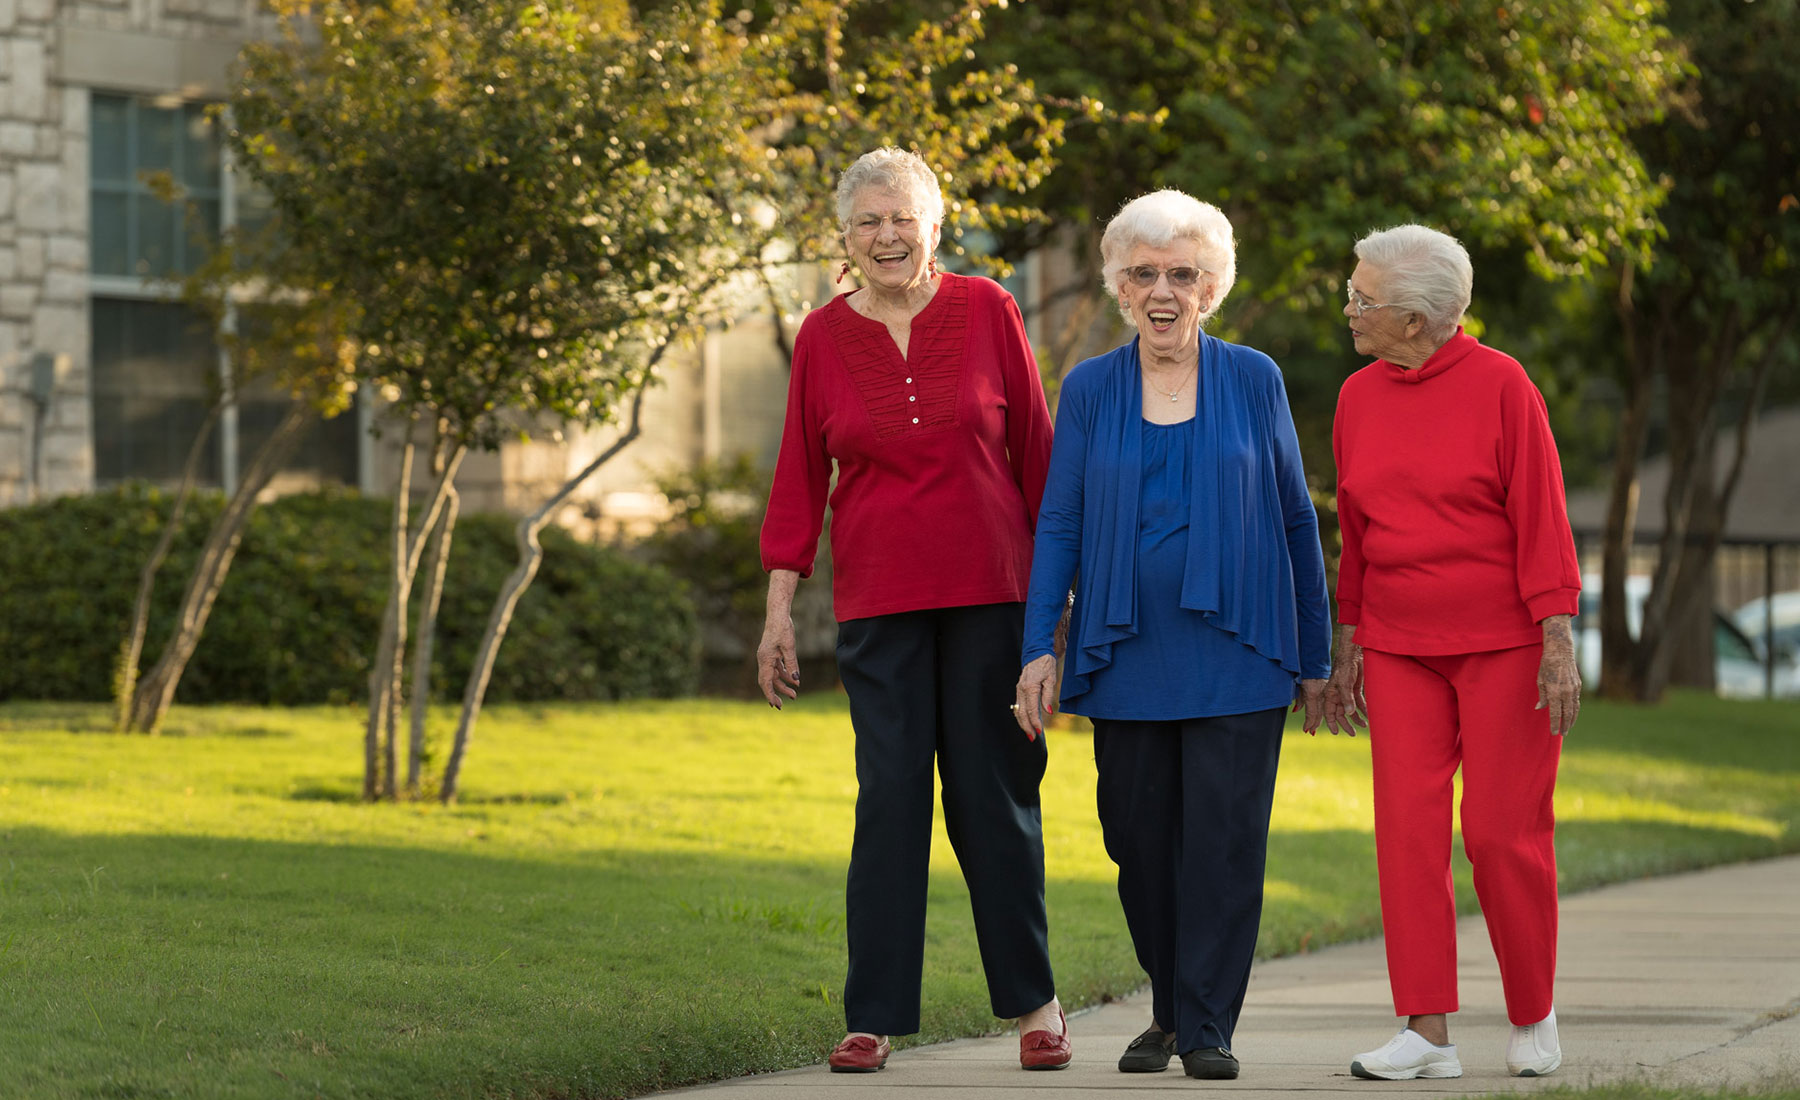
[0,485,699,704]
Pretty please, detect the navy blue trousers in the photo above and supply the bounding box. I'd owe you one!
[1092,707,1285,1053]
[835,602,1056,1035]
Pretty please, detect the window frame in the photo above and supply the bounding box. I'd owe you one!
[89,91,363,494]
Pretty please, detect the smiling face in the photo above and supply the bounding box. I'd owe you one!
[1117,241,1215,365]
[844,186,940,294]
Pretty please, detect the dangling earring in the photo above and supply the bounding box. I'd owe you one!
[836,261,852,286]
[928,255,938,278]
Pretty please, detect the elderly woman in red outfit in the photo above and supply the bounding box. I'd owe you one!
[1324,225,1581,1082]
[756,147,1069,1074]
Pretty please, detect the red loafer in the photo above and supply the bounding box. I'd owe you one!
[828,1034,891,1073]
[1020,1006,1072,1070]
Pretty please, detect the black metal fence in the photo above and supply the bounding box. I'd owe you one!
[1571,532,1800,698]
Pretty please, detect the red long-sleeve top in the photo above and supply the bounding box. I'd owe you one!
[760,273,1054,622]
[1333,330,1580,655]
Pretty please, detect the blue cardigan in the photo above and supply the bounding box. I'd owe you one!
[1023,335,1332,709]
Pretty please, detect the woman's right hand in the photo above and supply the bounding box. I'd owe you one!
[1322,625,1367,736]
[757,614,800,708]
[1014,654,1059,741]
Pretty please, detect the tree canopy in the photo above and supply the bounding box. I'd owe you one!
[964,0,1683,353]
[224,0,1081,797]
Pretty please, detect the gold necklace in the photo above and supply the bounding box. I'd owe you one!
[1145,363,1196,403]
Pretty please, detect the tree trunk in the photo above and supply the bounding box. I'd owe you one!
[1597,266,1653,701]
[407,444,460,797]
[126,402,311,733]
[365,432,415,801]
[383,579,406,799]
[758,265,796,365]
[1604,275,1784,701]
[440,386,648,803]
[115,403,221,732]
[363,429,467,801]
[1664,545,1718,691]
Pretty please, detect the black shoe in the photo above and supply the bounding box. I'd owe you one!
[1118,1024,1175,1072]
[1181,1046,1240,1080]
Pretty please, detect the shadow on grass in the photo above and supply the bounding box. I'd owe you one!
[1570,693,1800,773]
[0,707,300,740]
[286,783,360,802]
[1553,818,1798,893]
[0,703,116,733]
[0,824,1123,1100]
[1,807,1791,1100]
[285,787,584,806]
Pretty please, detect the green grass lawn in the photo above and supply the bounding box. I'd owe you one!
[0,691,1795,1099]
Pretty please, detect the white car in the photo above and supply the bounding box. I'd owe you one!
[1733,590,1800,666]
[1574,575,1800,699]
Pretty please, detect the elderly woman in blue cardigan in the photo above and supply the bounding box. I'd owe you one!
[1014,190,1333,1081]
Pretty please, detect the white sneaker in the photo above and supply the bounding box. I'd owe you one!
[1350,1029,1463,1080]
[1507,1009,1562,1077]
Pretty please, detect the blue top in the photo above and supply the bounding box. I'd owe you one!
[1022,335,1332,719]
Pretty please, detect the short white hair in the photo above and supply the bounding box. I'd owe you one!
[1100,190,1237,326]
[834,147,945,229]
[1353,225,1472,335]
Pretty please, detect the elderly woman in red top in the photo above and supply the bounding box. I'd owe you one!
[756,147,1068,1074]
[1325,225,1582,1082]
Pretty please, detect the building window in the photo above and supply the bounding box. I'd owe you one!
[90,95,221,279]
[89,92,360,490]
[91,296,223,484]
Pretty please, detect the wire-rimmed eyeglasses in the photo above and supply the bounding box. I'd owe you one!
[1345,280,1391,317]
[846,212,922,237]
[1124,265,1206,288]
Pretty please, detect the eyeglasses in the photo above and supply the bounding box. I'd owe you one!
[1345,280,1391,317]
[1124,265,1206,288]
[847,212,922,237]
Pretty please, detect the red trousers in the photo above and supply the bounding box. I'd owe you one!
[1364,644,1560,1026]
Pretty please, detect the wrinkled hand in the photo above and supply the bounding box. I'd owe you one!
[1322,630,1367,736]
[1536,614,1581,736]
[1293,678,1328,733]
[756,615,800,709]
[1014,654,1059,742]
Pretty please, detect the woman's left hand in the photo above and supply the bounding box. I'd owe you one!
[1293,678,1328,733]
[1014,654,1059,742]
[1536,613,1581,736]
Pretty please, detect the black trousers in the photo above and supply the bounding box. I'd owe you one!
[1092,707,1285,1053]
[835,602,1055,1035]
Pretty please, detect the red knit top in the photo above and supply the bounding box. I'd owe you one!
[1332,330,1580,655]
[760,273,1053,622]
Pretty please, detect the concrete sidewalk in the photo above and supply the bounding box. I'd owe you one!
[669,854,1800,1097]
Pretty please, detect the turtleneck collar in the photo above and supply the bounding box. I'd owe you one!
[1382,327,1475,384]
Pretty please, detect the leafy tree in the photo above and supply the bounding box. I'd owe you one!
[1592,0,1800,701]
[230,0,758,798]
[228,0,1074,800]
[958,0,1683,384]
